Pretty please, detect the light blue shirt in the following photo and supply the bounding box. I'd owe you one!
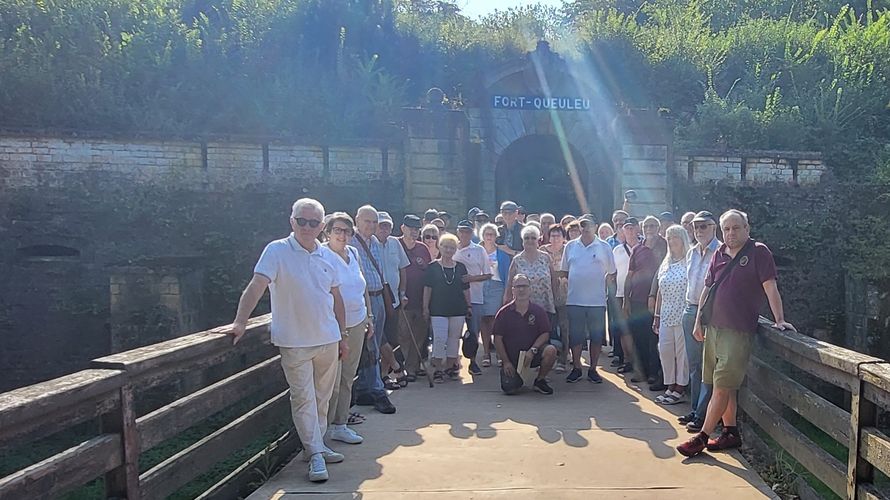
[685,237,720,305]
[351,233,385,292]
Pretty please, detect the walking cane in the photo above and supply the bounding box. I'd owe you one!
[399,308,435,388]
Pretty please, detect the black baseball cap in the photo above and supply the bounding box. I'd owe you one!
[692,211,716,224]
[659,211,674,221]
[457,219,474,230]
[579,213,597,224]
[439,211,451,220]
[475,211,490,220]
[623,217,639,227]
[403,215,422,228]
[424,209,439,220]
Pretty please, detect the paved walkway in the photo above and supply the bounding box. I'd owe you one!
[248,352,775,499]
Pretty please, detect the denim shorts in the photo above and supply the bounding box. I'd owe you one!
[482,279,506,316]
[567,305,606,347]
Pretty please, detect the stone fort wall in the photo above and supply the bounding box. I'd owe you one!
[0,132,827,390]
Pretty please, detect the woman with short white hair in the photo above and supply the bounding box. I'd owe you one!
[504,225,557,320]
[652,224,692,405]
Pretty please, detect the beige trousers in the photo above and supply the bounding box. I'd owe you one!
[279,341,339,456]
[329,319,369,425]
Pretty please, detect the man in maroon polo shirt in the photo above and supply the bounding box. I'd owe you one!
[678,209,795,457]
[624,216,665,388]
[493,274,559,395]
[398,215,432,380]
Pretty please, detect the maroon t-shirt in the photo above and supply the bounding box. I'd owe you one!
[493,301,551,367]
[400,239,431,310]
[705,240,777,334]
[627,243,658,303]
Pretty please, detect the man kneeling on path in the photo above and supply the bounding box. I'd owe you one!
[493,274,558,395]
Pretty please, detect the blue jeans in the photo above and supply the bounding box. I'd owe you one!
[355,294,386,399]
[683,304,710,420]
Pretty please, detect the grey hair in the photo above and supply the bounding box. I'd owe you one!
[355,204,378,218]
[421,223,440,237]
[520,224,541,240]
[479,222,499,238]
[659,224,691,276]
[642,215,661,227]
[291,198,324,218]
[719,209,749,227]
[681,211,697,223]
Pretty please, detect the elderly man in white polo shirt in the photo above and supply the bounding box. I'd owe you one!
[559,213,617,384]
[230,198,348,483]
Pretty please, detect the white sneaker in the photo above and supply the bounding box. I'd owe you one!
[327,424,363,444]
[322,445,345,463]
[299,446,345,463]
[308,453,329,482]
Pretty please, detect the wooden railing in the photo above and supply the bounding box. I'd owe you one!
[0,314,295,500]
[741,317,890,499]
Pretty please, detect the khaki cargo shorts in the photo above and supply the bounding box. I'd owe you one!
[702,326,753,389]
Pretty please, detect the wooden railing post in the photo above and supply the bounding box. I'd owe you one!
[848,376,877,499]
[102,385,140,499]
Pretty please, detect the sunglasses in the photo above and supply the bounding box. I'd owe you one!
[693,223,715,230]
[294,217,321,228]
[423,235,438,240]
[512,284,530,289]
[330,226,353,236]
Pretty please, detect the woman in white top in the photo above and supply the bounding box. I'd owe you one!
[322,213,373,444]
[652,224,691,405]
[479,223,506,367]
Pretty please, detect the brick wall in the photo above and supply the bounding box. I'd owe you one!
[0,133,406,391]
[673,150,825,185]
[0,136,403,190]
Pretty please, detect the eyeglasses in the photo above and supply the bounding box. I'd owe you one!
[693,223,715,230]
[330,226,353,236]
[294,217,321,228]
[523,236,538,241]
[512,284,530,289]
[423,235,438,241]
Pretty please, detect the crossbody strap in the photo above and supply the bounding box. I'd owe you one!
[710,239,754,292]
[355,234,386,284]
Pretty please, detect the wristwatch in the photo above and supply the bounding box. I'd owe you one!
[341,331,349,338]
[530,347,539,355]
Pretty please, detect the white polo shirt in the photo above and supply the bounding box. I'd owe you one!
[613,242,633,299]
[254,234,341,348]
[560,237,617,307]
[380,235,410,308]
[321,244,368,328]
[455,242,492,305]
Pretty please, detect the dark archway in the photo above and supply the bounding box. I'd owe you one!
[495,135,613,220]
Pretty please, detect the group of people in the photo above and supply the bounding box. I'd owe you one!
[228,196,796,482]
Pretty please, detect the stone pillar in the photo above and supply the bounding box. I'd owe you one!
[402,108,471,218]
[109,257,204,352]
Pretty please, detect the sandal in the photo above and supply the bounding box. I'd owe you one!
[446,367,460,381]
[617,363,633,374]
[482,357,491,368]
[654,391,671,404]
[347,412,365,425]
[383,378,401,391]
[662,392,685,405]
[433,371,445,384]
[417,368,427,377]
[396,372,409,388]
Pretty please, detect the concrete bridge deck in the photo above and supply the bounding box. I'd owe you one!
[248,353,775,500]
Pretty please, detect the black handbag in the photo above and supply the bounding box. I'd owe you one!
[699,239,753,326]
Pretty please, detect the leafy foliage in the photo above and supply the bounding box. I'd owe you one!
[1,0,888,168]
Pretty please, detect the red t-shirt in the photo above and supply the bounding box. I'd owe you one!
[400,239,431,310]
[705,240,777,334]
[493,301,551,367]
